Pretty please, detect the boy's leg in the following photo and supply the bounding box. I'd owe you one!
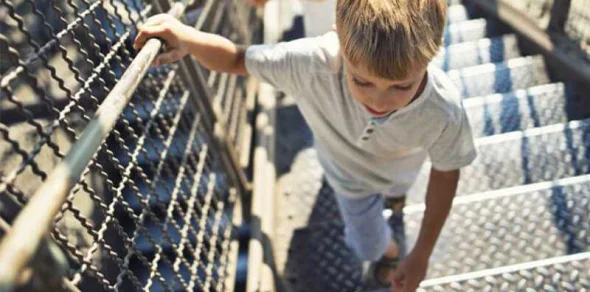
[334,193,392,261]
[383,186,409,258]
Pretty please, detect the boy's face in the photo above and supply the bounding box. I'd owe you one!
[343,57,427,117]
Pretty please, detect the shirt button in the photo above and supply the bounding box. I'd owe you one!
[362,136,369,141]
[366,129,374,134]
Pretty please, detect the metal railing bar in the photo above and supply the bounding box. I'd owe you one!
[0,3,186,290]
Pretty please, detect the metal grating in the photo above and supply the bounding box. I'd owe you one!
[419,253,590,291]
[406,176,590,279]
[0,0,260,291]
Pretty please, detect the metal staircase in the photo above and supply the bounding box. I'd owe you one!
[256,1,590,291]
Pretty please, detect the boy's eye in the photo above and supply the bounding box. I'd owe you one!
[394,84,413,91]
[352,77,372,87]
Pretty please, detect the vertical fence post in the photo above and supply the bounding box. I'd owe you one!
[548,0,572,33]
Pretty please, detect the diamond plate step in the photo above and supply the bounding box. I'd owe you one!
[419,252,590,291]
[463,83,569,138]
[273,174,590,292]
[276,221,362,292]
[433,34,521,71]
[444,19,498,46]
[408,119,590,203]
[446,5,469,25]
[448,55,550,98]
[405,175,590,279]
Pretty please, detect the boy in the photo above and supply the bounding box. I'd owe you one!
[134,0,477,290]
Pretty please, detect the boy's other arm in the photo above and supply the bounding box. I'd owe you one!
[414,168,458,256]
[393,168,459,291]
[133,14,247,75]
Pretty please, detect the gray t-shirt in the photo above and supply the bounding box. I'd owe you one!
[245,32,478,198]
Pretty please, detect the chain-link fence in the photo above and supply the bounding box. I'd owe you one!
[0,0,261,291]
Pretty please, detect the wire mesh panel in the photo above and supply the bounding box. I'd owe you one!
[0,0,260,291]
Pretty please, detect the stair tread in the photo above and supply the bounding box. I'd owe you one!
[274,175,590,291]
[408,119,590,202]
[419,252,590,291]
[446,5,469,25]
[406,175,590,278]
[444,18,500,46]
[433,34,521,71]
[464,83,569,138]
[448,55,550,98]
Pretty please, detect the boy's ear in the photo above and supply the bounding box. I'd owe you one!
[332,23,337,32]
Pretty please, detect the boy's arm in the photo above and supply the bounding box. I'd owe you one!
[414,167,458,257]
[392,168,459,291]
[133,14,247,75]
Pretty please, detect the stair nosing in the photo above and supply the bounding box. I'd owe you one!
[461,82,564,108]
[405,173,590,213]
[475,118,589,146]
[440,33,517,53]
[420,251,590,287]
[447,18,487,30]
[447,55,545,78]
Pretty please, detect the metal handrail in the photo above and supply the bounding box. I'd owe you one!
[0,3,186,290]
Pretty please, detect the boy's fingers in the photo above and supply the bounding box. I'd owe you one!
[392,271,404,290]
[133,25,167,50]
[153,49,183,66]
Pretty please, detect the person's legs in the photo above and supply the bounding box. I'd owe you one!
[334,193,392,261]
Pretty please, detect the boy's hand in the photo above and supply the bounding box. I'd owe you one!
[391,250,429,291]
[133,14,194,67]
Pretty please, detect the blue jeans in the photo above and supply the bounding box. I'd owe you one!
[335,193,392,261]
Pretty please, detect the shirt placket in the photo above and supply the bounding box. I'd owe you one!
[356,121,376,147]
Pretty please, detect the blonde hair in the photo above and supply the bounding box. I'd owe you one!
[337,0,447,79]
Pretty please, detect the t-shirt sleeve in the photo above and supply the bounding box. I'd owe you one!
[245,38,318,95]
[428,109,478,171]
